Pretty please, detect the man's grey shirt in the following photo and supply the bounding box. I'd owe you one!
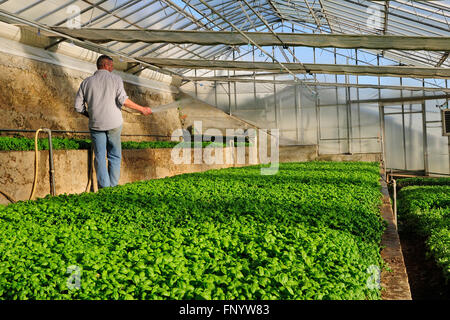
[74,69,128,131]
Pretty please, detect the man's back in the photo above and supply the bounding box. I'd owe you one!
[75,69,128,131]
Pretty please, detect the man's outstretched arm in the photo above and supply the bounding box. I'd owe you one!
[123,99,152,116]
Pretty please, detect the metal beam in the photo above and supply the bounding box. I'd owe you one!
[139,57,450,78]
[363,94,450,106]
[437,52,450,67]
[196,0,314,94]
[183,77,450,92]
[0,8,183,79]
[46,27,450,51]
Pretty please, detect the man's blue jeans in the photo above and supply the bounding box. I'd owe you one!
[90,125,122,189]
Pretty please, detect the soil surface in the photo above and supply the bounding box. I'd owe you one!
[399,232,450,300]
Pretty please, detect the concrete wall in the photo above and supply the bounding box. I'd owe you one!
[279,145,318,163]
[278,145,381,163]
[177,92,258,134]
[0,51,182,141]
[317,153,382,162]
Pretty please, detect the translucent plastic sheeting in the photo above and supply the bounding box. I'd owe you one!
[316,86,381,155]
[427,127,450,175]
[183,81,450,175]
[426,99,450,175]
[182,80,318,146]
[384,111,425,171]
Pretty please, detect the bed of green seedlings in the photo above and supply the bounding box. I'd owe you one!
[0,136,237,151]
[0,161,385,300]
[395,177,450,191]
[397,181,450,281]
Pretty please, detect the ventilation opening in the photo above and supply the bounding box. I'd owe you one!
[443,109,450,136]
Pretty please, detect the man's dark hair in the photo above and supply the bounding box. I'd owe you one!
[97,55,113,69]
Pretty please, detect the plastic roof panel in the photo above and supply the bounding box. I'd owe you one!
[0,0,448,74]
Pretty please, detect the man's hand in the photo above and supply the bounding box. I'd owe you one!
[140,107,152,116]
[123,99,152,116]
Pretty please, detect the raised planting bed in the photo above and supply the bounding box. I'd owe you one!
[0,136,246,151]
[397,178,450,286]
[396,177,450,192]
[0,161,385,300]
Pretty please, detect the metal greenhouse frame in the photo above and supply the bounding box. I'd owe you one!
[0,0,449,175]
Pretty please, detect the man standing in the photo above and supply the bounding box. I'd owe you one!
[74,55,152,189]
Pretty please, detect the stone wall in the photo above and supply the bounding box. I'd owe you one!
[0,52,181,141]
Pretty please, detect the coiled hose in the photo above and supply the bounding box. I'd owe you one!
[30,128,57,200]
[0,129,99,205]
[0,128,47,204]
[85,144,97,193]
[29,128,44,201]
[0,128,56,203]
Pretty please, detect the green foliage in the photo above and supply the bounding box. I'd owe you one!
[121,141,230,149]
[0,136,234,151]
[396,177,450,191]
[0,136,91,151]
[397,184,450,281]
[0,161,384,300]
[397,185,450,216]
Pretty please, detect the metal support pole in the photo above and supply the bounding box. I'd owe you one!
[228,76,231,116]
[400,78,407,170]
[345,59,352,154]
[294,83,299,142]
[298,86,304,145]
[252,44,257,112]
[214,69,217,107]
[380,105,387,176]
[194,69,198,98]
[316,97,321,149]
[422,79,429,176]
[293,24,299,143]
[233,49,237,116]
[422,101,429,176]
[334,48,341,153]
[393,179,397,227]
[355,49,362,153]
[377,54,386,175]
[272,46,278,129]
[447,79,450,175]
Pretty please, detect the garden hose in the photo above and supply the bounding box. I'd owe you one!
[0,128,44,203]
[30,128,56,201]
[85,147,92,193]
[29,128,43,200]
[0,129,54,204]
[85,144,98,193]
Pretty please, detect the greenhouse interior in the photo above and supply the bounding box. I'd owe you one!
[0,0,449,302]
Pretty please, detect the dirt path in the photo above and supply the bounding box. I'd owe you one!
[399,233,450,300]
